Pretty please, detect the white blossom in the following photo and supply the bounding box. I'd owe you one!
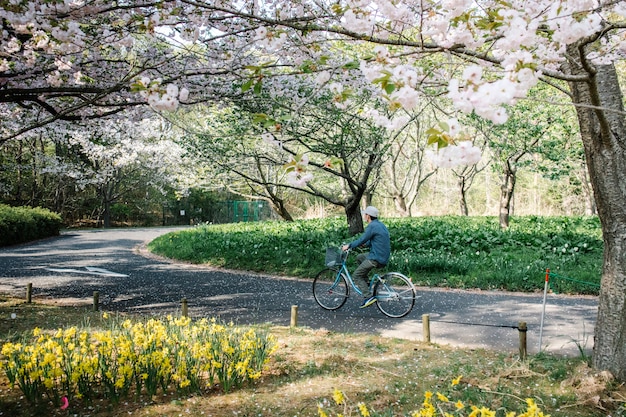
[390,86,419,110]
[315,71,331,85]
[426,142,482,168]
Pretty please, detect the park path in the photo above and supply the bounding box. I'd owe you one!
[0,227,598,357]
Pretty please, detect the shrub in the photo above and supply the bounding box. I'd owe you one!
[148,216,602,295]
[0,205,63,247]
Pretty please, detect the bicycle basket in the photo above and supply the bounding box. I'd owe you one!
[325,247,342,267]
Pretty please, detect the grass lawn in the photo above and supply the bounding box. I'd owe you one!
[147,216,603,295]
[1,295,624,417]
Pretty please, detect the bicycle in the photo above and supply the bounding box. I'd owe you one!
[312,247,416,318]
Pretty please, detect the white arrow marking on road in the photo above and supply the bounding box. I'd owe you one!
[45,267,129,277]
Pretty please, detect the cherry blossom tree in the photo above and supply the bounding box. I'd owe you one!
[80,116,197,225]
[2,0,626,379]
[177,84,392,235]
[172,104,299,221]
[75,122,192,226]
[465,95,573,227]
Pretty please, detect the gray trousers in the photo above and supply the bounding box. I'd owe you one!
[353,253,381,298]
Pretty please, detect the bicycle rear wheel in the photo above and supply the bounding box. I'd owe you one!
[313,268,349,310]
[373,272,415,318]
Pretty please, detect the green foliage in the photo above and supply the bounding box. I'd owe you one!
[0,205,63,247]
[148,215,602,295]
[0,315,277,406]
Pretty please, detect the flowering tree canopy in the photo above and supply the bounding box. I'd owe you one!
[2,1,626,379]
[1,1,623,152]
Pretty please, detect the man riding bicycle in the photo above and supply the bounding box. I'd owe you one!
[341,206,390,308]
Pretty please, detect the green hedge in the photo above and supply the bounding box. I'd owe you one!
[148,215,603,295]
[0,205,63,247]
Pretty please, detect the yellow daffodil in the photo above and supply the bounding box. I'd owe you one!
[357,402,370,417]
[333,388,345,405]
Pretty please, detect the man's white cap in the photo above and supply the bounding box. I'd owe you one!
[362,206,380,217]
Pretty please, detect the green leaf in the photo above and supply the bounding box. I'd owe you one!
[241,79,254,92]
[372,70,392,84]
[426,127,442,137]
[300,60,315,73]
[342,61,360,70]
[331,4,345,14]
[252,113,269,124]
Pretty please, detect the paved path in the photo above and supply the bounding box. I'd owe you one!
[0,227,598,357]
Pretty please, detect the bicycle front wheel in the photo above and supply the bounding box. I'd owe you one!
[373,272,416,318]
[313,268,349,310]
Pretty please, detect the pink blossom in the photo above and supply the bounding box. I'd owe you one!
[179,87,189,102]
[390,85,419,110]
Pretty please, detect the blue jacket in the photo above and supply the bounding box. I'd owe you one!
[348,219,390,265]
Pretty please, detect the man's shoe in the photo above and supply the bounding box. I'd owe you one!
[360,296,377,308]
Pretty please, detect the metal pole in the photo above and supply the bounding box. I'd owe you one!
[538,269,550,352]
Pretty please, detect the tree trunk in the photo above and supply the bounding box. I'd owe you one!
[567,57,626,381]
[100,182,113,228]
[345,202,364,236]
[579,164,597,216]
[269,199,294,221]
[458,176,469,216]
[392,193,409,217]
[363,192,373,208]
[103,197,111,228]
[499,161,516,229]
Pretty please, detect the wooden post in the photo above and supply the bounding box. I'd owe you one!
[290,305,298,327]
[93,291,99,311]
[422,314,431,343]
[518,321,527,360]
[181,298,188,317]
[26,283,32,303]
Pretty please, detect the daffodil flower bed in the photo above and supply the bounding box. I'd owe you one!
[0,314,277,407]
[320,379,550,417]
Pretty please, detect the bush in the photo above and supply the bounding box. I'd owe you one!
[0,205,63,247]
[148,215,603,295]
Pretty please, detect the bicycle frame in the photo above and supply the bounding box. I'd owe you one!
[332,249,380,296]
[313,247,416,317]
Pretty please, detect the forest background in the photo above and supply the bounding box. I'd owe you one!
[0,75,602,230]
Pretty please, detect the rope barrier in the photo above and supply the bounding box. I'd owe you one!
[424,269,597,357]
[547,271,600,289]
[433,320,520,329]
[422,315,528,360]
[430,269,599,346]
